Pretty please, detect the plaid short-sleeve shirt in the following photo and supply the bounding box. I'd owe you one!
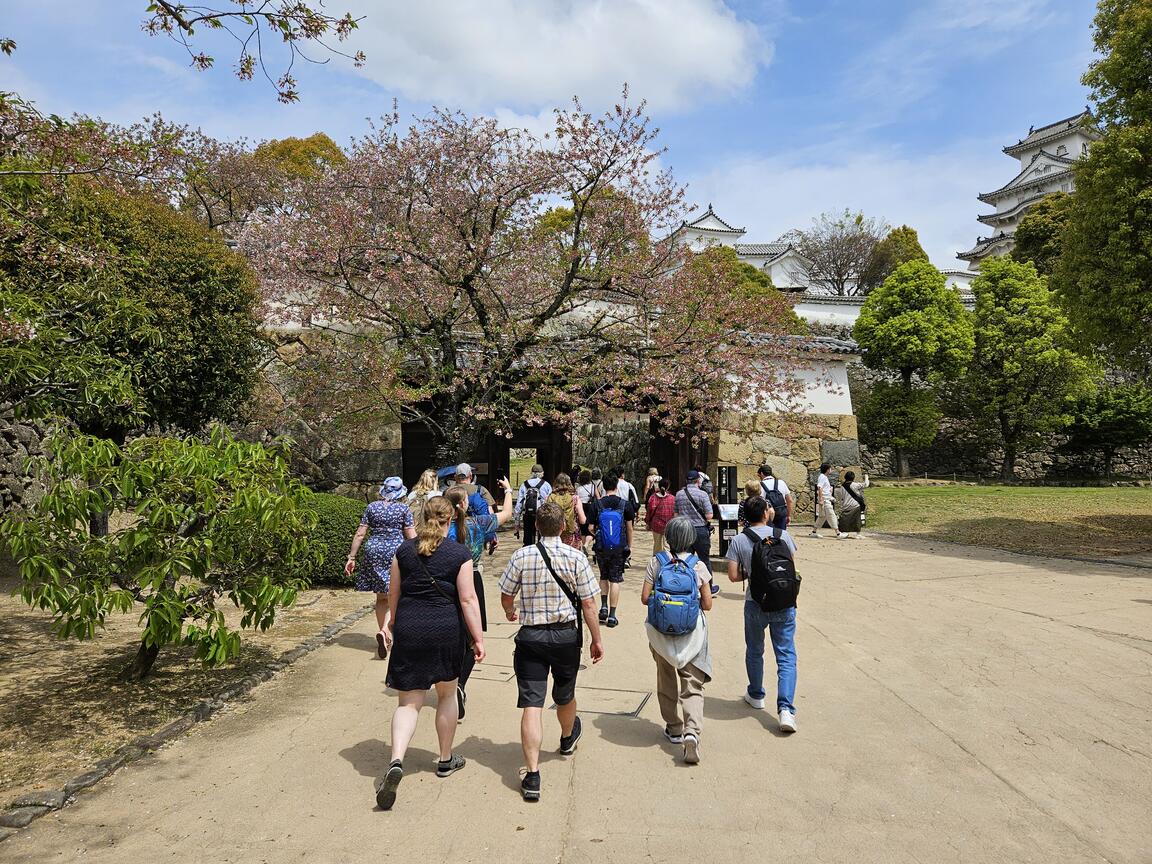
[498,538,599,626]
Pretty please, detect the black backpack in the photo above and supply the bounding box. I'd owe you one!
[744,527,800,612]
[760,479,788,529]
[523,479,542,518]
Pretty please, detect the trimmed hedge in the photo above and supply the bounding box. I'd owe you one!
[304,492,368,587]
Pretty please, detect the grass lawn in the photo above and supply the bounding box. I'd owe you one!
[865,485,1152,559]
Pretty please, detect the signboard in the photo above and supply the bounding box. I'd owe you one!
[722,529,736,540]
[719,504,740,521]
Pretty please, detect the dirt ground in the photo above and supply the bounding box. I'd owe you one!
[0,570,368,804]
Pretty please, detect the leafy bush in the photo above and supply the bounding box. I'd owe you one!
[304,492,367,587]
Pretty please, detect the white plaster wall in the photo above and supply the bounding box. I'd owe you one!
[794,359,854,415]
[793,299,863,327]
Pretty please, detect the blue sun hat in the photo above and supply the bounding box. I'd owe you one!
[379,476,408,501]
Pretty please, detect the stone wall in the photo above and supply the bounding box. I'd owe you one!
[0,417,47,513]
[715,410,861,512]
[571,412,651,485]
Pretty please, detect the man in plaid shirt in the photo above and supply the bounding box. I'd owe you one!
[500,502,605,802]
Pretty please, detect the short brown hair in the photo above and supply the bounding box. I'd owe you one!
[535,501,564,537]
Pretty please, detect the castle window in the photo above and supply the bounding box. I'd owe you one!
[1056,144,1068,156]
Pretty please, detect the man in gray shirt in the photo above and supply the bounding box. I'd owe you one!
[674,469,717,596]
[725,495,798,734]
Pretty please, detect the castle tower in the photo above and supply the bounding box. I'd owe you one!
[958,110,1099,269]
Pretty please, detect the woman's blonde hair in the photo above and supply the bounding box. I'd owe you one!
[553,472,574,493]
[412,469,439,496]
[443,486,471,547]
[744,479,761,498]
[418,496,456,556]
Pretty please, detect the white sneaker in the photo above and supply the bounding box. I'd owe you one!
[683,734,700,764]
[808,531,822,538]
[779,709,797,733]
[742,692,765,710]
[836,532,848,539]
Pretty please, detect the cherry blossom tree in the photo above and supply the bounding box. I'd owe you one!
[245,94,805,462]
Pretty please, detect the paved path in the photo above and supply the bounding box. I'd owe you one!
[4,531,1150,863]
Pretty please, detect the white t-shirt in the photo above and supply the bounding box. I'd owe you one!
[759,477,791,500]
[816,472,833,503]
[616,479,638,507]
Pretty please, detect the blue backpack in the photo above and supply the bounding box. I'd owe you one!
[467,489,490,517]
[647,552,701,635]
[597,501,624,551]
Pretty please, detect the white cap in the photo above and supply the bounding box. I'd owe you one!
[455,462,472,478]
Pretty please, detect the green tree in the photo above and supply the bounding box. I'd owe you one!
[253,132,347,178]
[693,246,808,334]
[963,258,1097,480]
[1063,381,1152,476]
[1010,192,1072,277]
[859,225,930,293]
[853,260,973,475]
[1054,0,1152,369]
[2,183,263,440]
[857,383,941,457]
[0,427,321,680]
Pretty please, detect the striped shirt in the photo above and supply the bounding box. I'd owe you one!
[498,537,599,626]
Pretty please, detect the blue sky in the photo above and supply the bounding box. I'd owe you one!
[1,0,1098,266]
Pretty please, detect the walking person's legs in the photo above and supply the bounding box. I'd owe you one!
[678,662,707,763]
[523,520,537,546]
[650,647,683,738]
[377,688,425,809]
[432,679,461,762]
[374,592,389,658]
[768,608,798,731]
[651,530,665,554]
[743,601,767,708]
[694,526,718,594]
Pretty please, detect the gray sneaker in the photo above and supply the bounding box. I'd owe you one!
[435,753,466,777]
[375,759,403,810]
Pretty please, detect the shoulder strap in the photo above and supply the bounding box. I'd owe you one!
[415,549,456,603]
[654,551,671,567]
[843,482,867,511]
[741,526,763,544]
[685,487,709,520]
[770,526,782,544]
[535,543,581,619]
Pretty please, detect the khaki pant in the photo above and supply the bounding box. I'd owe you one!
[650,647,707,738]
[651,530,666,555]
[814,499,839,534]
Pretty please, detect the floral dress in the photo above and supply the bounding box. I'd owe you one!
[358,501,413,593]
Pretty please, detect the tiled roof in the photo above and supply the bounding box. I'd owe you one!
[1003,110,1098,156]
[979,152,1075,202]
[957,234,1012,261]
[681,203,746,233]
[747,333,861,355]
[734,242,791,257]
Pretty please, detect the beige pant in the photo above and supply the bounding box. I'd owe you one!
[650,647,707,738]
[651,531,666,554]
[814,499,839,533]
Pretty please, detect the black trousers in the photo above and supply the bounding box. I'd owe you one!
[522,519,537,546]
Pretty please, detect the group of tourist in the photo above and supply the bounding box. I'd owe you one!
[344,460,864,808]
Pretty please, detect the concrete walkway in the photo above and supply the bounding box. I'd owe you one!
[4,530,1150,863]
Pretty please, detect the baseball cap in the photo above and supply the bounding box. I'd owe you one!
[686,469,700,481]
[455,462,472,478]
[531,464,544,475]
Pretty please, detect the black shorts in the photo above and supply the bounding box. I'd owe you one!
[513,625,582,708]
[595,547,627,583]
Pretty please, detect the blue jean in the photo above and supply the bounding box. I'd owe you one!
[743,600,796,713]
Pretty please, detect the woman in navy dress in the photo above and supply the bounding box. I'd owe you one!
[373,496,486,810]
[345,477,416,658]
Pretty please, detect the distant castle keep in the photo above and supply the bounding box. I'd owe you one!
[958,110,1100,269]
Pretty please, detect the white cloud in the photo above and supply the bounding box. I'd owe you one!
[343,0,771,112]
[847,0,1055,121]
[684,137,1013,270]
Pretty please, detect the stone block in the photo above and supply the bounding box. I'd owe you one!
[0,807,50,829]
[821,438,861,467]
[320,449,402,484]
[64,769,109,796]
[274,341,307,366]
[792,438,821,464]
[838,414,859,440]
[10,790,66,810]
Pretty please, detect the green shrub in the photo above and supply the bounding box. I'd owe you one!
[305,492,367,587]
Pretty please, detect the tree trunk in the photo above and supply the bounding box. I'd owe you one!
[893,445,910,478]
[119,639,161,681]
[89,508,109,538]
[1000,444,1017,481]
[1103,448,1115,478]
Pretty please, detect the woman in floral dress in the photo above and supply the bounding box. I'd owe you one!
[345,477,417,658]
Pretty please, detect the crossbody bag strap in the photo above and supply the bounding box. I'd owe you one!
[685,488,709,521]
[415,551,457,604]
[535,543,583,638]
[843,483,867,511]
